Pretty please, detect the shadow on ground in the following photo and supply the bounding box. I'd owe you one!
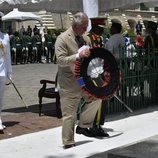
[3,102,59,117]
[105,105,158,123]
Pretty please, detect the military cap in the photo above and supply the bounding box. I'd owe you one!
[90,17,106,28]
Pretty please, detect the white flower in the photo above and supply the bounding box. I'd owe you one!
[87,58,104,78]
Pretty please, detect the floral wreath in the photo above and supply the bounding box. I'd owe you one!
[74,47,121,100]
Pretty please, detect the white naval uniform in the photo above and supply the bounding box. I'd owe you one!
[0,31,12,130]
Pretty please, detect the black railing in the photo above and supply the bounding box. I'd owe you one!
[105,47,158,114]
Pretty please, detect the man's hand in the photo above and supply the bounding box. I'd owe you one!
[79,47,90,58]
[76,45,90,59]
[7,72,12,82]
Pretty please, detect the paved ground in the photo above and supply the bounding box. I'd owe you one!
[3,63,58,110]
[1,63,158,158]
[1,63,62,140]
[92,134,158,158]
[1,105,158,158]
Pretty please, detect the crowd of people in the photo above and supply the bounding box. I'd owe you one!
[55,12,158,149]
[8,25,58,65]
[0,12,158,149]
[5,19,158,66]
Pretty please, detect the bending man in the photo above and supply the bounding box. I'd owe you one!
[55,12,101,149]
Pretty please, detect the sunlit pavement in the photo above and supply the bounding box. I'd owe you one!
[1,63,158,158]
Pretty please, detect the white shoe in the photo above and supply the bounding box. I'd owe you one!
[0,123,3,130]
[0,117,6,129]
[0,124,6,130]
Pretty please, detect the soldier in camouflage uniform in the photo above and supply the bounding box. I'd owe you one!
[32,31,42,63]
[44,30,55,63]
[22,32,33,63]
[10,34,16,64]
[10,31,23,64]
[51,33,57,63]
[21,31,29,64]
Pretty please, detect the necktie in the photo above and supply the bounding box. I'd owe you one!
[75,36,85,48]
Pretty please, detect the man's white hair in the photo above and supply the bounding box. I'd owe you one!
[72,12,88,25]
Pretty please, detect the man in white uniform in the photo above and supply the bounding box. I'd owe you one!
[0,30,12,133]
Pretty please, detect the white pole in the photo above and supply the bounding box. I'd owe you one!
[83,0,98,18]
[83,0,99,31]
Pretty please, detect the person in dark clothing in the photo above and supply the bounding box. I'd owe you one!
[32,31,42,63]
[88,17,109,137]
[136,21,143,35]
[44,31,56,63]
[143,21,158,101]
[33,25,39,36]
[10,31,23,64]
[27,25,32,37]
[144,21,158,55]
[22,31,33,63]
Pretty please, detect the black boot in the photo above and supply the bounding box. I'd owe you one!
[89,125,109,137]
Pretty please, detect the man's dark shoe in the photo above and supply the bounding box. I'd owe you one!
[76,126,96,137]
[90,125,109,137]
[63,144,75,149]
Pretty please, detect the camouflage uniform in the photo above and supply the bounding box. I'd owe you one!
[10,32,23,64]
[32,33,42,63]
[44,33,56,63]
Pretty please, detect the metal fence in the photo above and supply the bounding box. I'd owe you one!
[105,46,158,114]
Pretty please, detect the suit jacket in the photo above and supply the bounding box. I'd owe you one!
[0,32,12,78]
[55,27,91,94]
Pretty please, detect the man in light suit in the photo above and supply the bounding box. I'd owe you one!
[55,12,101,149]
[0,30,12,134]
